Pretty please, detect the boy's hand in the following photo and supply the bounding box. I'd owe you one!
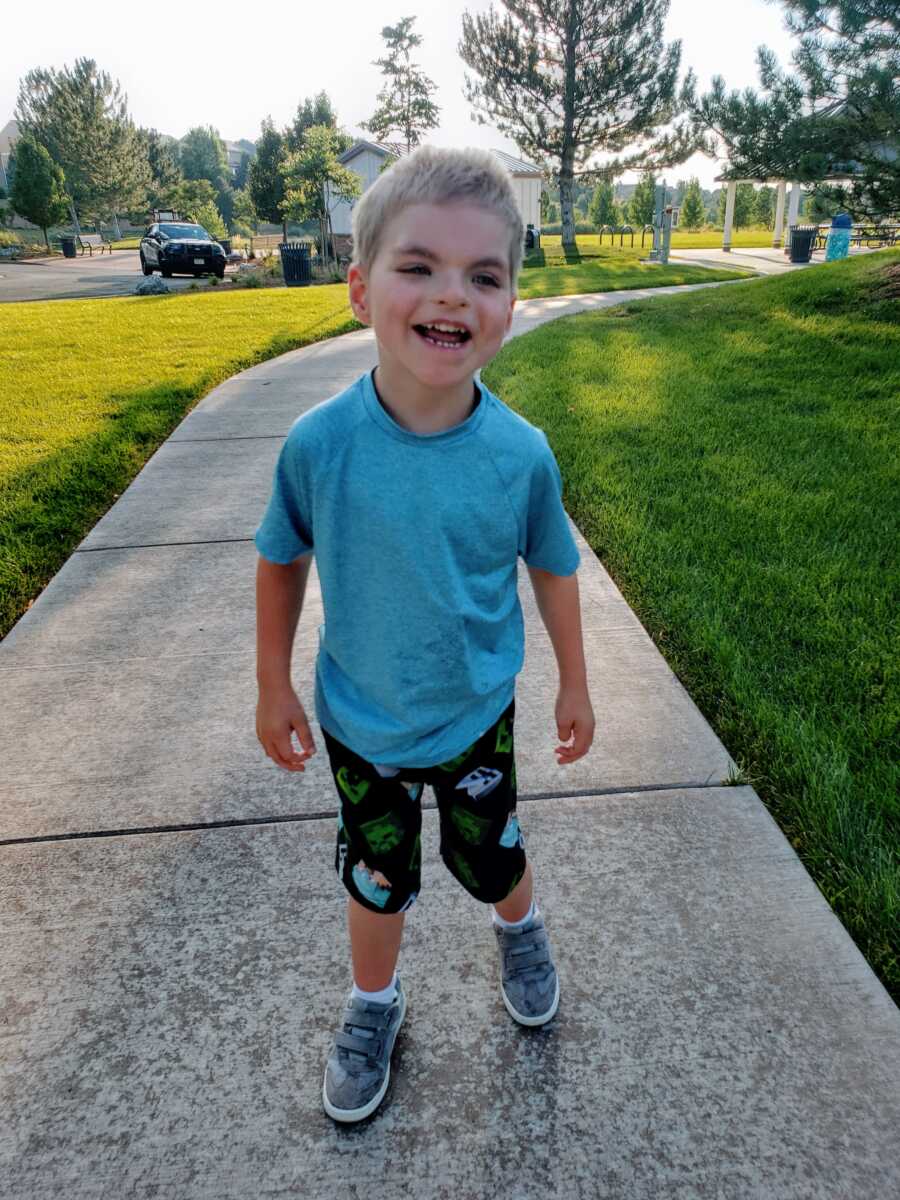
[256,687,317,772]
[554,684,595,765]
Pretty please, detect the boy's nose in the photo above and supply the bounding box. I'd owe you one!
[435,274,469,307]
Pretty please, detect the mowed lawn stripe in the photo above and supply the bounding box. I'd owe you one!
[484,249,900,1000]
[1,286,359,635]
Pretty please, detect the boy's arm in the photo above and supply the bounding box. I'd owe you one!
[256,553,317,771]
[526,565,595,764]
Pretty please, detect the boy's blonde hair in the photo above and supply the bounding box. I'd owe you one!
[351,145,524,285]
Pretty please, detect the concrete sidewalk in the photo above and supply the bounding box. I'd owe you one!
[2,282,898,1199]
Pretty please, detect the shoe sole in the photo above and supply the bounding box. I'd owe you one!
[500,970,560,1027]
[322,989,407,1123]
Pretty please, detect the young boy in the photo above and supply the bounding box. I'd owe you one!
[254,146,595,1124]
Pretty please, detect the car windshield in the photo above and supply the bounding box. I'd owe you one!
[159,224,210,240]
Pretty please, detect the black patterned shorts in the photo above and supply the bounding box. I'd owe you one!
[321,697,525,914]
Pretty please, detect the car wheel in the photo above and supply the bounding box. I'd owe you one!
[215,266,225,279]
[161,267,172,278]
[140,253,153,276]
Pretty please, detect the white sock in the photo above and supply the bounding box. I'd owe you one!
[492,900,538,930]
[351,972,398,1005]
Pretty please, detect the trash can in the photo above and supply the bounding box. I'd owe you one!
[788,225,817,263]
[825,212,852,262]
[60,235,77,258]
[279,241,312,287]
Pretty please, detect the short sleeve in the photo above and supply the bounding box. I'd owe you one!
[519,435,580,575]
[254,425,314,563]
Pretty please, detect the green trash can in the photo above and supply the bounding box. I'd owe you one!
[279,242,312,287]
[788,225,817,263]
[60,235,77,258]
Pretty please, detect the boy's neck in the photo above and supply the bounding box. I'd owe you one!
[373,361,480,435]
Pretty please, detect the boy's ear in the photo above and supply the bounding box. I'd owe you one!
[347,263,372,325]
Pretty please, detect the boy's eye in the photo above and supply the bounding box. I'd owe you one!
[400,265,501,285]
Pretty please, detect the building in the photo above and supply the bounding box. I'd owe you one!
[0,118,19,192]
[327,141,544,242]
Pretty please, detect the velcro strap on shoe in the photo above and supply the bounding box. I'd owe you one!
[507,947,550,973]
[335,1030,381,1058]
[346,1008,391,1031]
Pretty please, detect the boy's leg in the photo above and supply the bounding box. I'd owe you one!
[319,726,424,1122]
[492,858,534,925]
[348,897,405,992]
[431,697,559,1026]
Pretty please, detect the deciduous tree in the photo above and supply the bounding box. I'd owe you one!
[281,125,361,269]
[9,132,69,247]
[249,118,288,239]
[679,177,705,228]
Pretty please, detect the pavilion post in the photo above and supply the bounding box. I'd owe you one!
[773,181,786,248]
[722,181,737,251]
[788,182,802,227]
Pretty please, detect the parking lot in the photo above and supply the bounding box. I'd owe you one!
[0,248,235,303]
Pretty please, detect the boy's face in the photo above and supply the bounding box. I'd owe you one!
[348,202,516,394]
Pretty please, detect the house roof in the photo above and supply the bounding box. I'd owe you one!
[339,139,543,178]
[0,119,19,154]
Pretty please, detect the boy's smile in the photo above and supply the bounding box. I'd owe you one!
[348,202,517,431]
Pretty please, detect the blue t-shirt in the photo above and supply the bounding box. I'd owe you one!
[255,369,580,767]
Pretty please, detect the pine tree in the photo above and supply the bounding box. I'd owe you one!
[15,58,149,224]
[10,133,69,247]
[687,2,899,219]
[459,0,687,248]
[362,17,440,151]
[679,177,705,228]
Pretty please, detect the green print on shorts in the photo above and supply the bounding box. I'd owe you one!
[336,766,370,806]
[408,833,422,872]
[359,810,406,857]
[436,741,476,773]
[510,762,517,792]
[494,716,513,755]
[449,805,493,846]
[452,851,480,891]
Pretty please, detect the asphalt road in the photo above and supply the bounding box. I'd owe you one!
[0,248,235,303]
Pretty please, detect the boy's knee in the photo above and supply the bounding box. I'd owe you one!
[442,844,526,905]
[337,852,419,914]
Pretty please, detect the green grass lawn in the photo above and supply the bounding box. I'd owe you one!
[538,229,782,252]
[0,286,361,636]
[518,243,747,298]
[484,248,900,1000]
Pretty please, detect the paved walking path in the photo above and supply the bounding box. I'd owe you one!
[2,282,898,1199]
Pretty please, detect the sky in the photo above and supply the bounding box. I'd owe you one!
[2,0,797,189]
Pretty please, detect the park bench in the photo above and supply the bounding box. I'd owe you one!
[77,232,113,256]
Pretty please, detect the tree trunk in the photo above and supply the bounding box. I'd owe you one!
[560,1,578,250]
[282,219,288,243]
[69,201,82,236]
[42,226,50,250]
[559,162,577,248]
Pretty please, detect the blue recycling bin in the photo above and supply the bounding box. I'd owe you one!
[825,212,852,262]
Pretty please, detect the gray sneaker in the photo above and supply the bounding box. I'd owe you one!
[322,978,407,1123]
[494,912,560,1026]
